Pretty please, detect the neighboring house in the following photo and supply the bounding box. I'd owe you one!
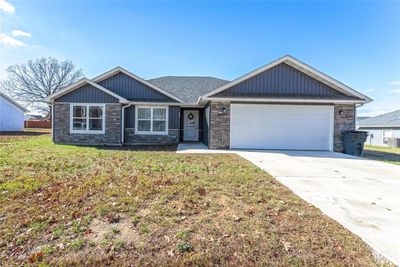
[0,91,29,131]
[45,55,371,152]
[357,110,400,146]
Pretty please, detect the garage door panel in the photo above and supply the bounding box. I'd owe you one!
[230,104,333,150]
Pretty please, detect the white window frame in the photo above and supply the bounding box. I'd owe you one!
[135,105,168,135]
[70,103,106,134]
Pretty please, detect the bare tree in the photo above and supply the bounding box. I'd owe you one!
[0,57,83,114]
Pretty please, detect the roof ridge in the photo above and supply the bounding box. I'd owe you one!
[148,76,229,80]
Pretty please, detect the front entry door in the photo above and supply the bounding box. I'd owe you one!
[183,110,199,141]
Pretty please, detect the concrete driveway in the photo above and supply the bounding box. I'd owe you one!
[237,150,400,265]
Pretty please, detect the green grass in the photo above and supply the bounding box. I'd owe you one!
[364,145,400,165]
[0,135,390,266]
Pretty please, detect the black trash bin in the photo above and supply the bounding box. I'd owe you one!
[342,130,369,156]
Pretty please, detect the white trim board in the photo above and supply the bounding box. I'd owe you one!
[44,79,128,104]
[203,97,366,104]
[199,55,371,104]
[92,67,185,103]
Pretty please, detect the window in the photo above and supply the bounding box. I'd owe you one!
[70,104,105,134]
[383,130,392,144]
[135,106,168,134]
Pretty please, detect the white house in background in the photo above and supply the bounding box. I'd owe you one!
[357,110,400,146]
[0,91,29,131]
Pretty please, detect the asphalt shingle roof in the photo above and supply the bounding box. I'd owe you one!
[358,110,400,127]
[147,76,229,103]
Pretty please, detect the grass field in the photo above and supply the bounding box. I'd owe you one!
[0,134,388,266]
[364,145,400,165]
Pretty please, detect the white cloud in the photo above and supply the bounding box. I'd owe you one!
[12,30,32,38]
[387,80,400,86]
[389,88,400,94]
[0,0,15,13]
[365,89,375,93]
[0,33,26,46]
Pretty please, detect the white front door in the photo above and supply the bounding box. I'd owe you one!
[183,110,199,141]
[230,104,334,151]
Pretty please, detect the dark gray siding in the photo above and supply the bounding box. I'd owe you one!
[202,103,210,146]
[213,63,352,99]
[125,106,135,128]
[124,105,180,130]
[55,84,119,103]
[98,72,178,102]
[169,106,180,130]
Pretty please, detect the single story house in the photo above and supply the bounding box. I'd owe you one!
[45,55,371,152]
[357,110,400,146]
[0,91,29,131]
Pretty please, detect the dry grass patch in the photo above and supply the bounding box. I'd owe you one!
[0,136,391,266]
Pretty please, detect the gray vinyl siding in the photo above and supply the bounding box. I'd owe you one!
[124,105,180,130]
[169,106,180,130]
[212,63,352,99]
[202,103,210,146]
[55,84,119,103]
[98,72,178,102]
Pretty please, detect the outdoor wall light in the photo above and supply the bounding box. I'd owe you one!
[222,107,226,113]
[339,110,344,115]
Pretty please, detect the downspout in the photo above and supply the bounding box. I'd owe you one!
[51,100,54,142]
[121,103,132,145]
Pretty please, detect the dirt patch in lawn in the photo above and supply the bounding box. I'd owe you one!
[0,135,393,266]
[88,215,139,245]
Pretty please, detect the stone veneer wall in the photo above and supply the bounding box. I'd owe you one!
[53,103,121,145]
[209,102,230,149]
[334,104,356,152]
[124,129,179,145]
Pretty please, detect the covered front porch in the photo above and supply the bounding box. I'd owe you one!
[122,105,209,146]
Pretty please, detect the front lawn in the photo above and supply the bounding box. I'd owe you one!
[0,136,386,266]
[363,145,400,165]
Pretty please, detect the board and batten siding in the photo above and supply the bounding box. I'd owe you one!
[124,105,180,130]
[55,84,119,103]
[213,63,351,99]
[168,106,180,130]
[98,72,178,102]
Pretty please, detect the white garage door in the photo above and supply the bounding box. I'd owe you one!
[230,104,334,151]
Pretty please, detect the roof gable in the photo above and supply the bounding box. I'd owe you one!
[212,62,352,99]
[96,72,179,103]
[93,67,184,103]
[54,83,120,103]
[44,79,128,103]
[202,55,371,103]
[0,91,29,112]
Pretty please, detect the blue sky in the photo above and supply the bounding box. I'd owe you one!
[0,0,399,116]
